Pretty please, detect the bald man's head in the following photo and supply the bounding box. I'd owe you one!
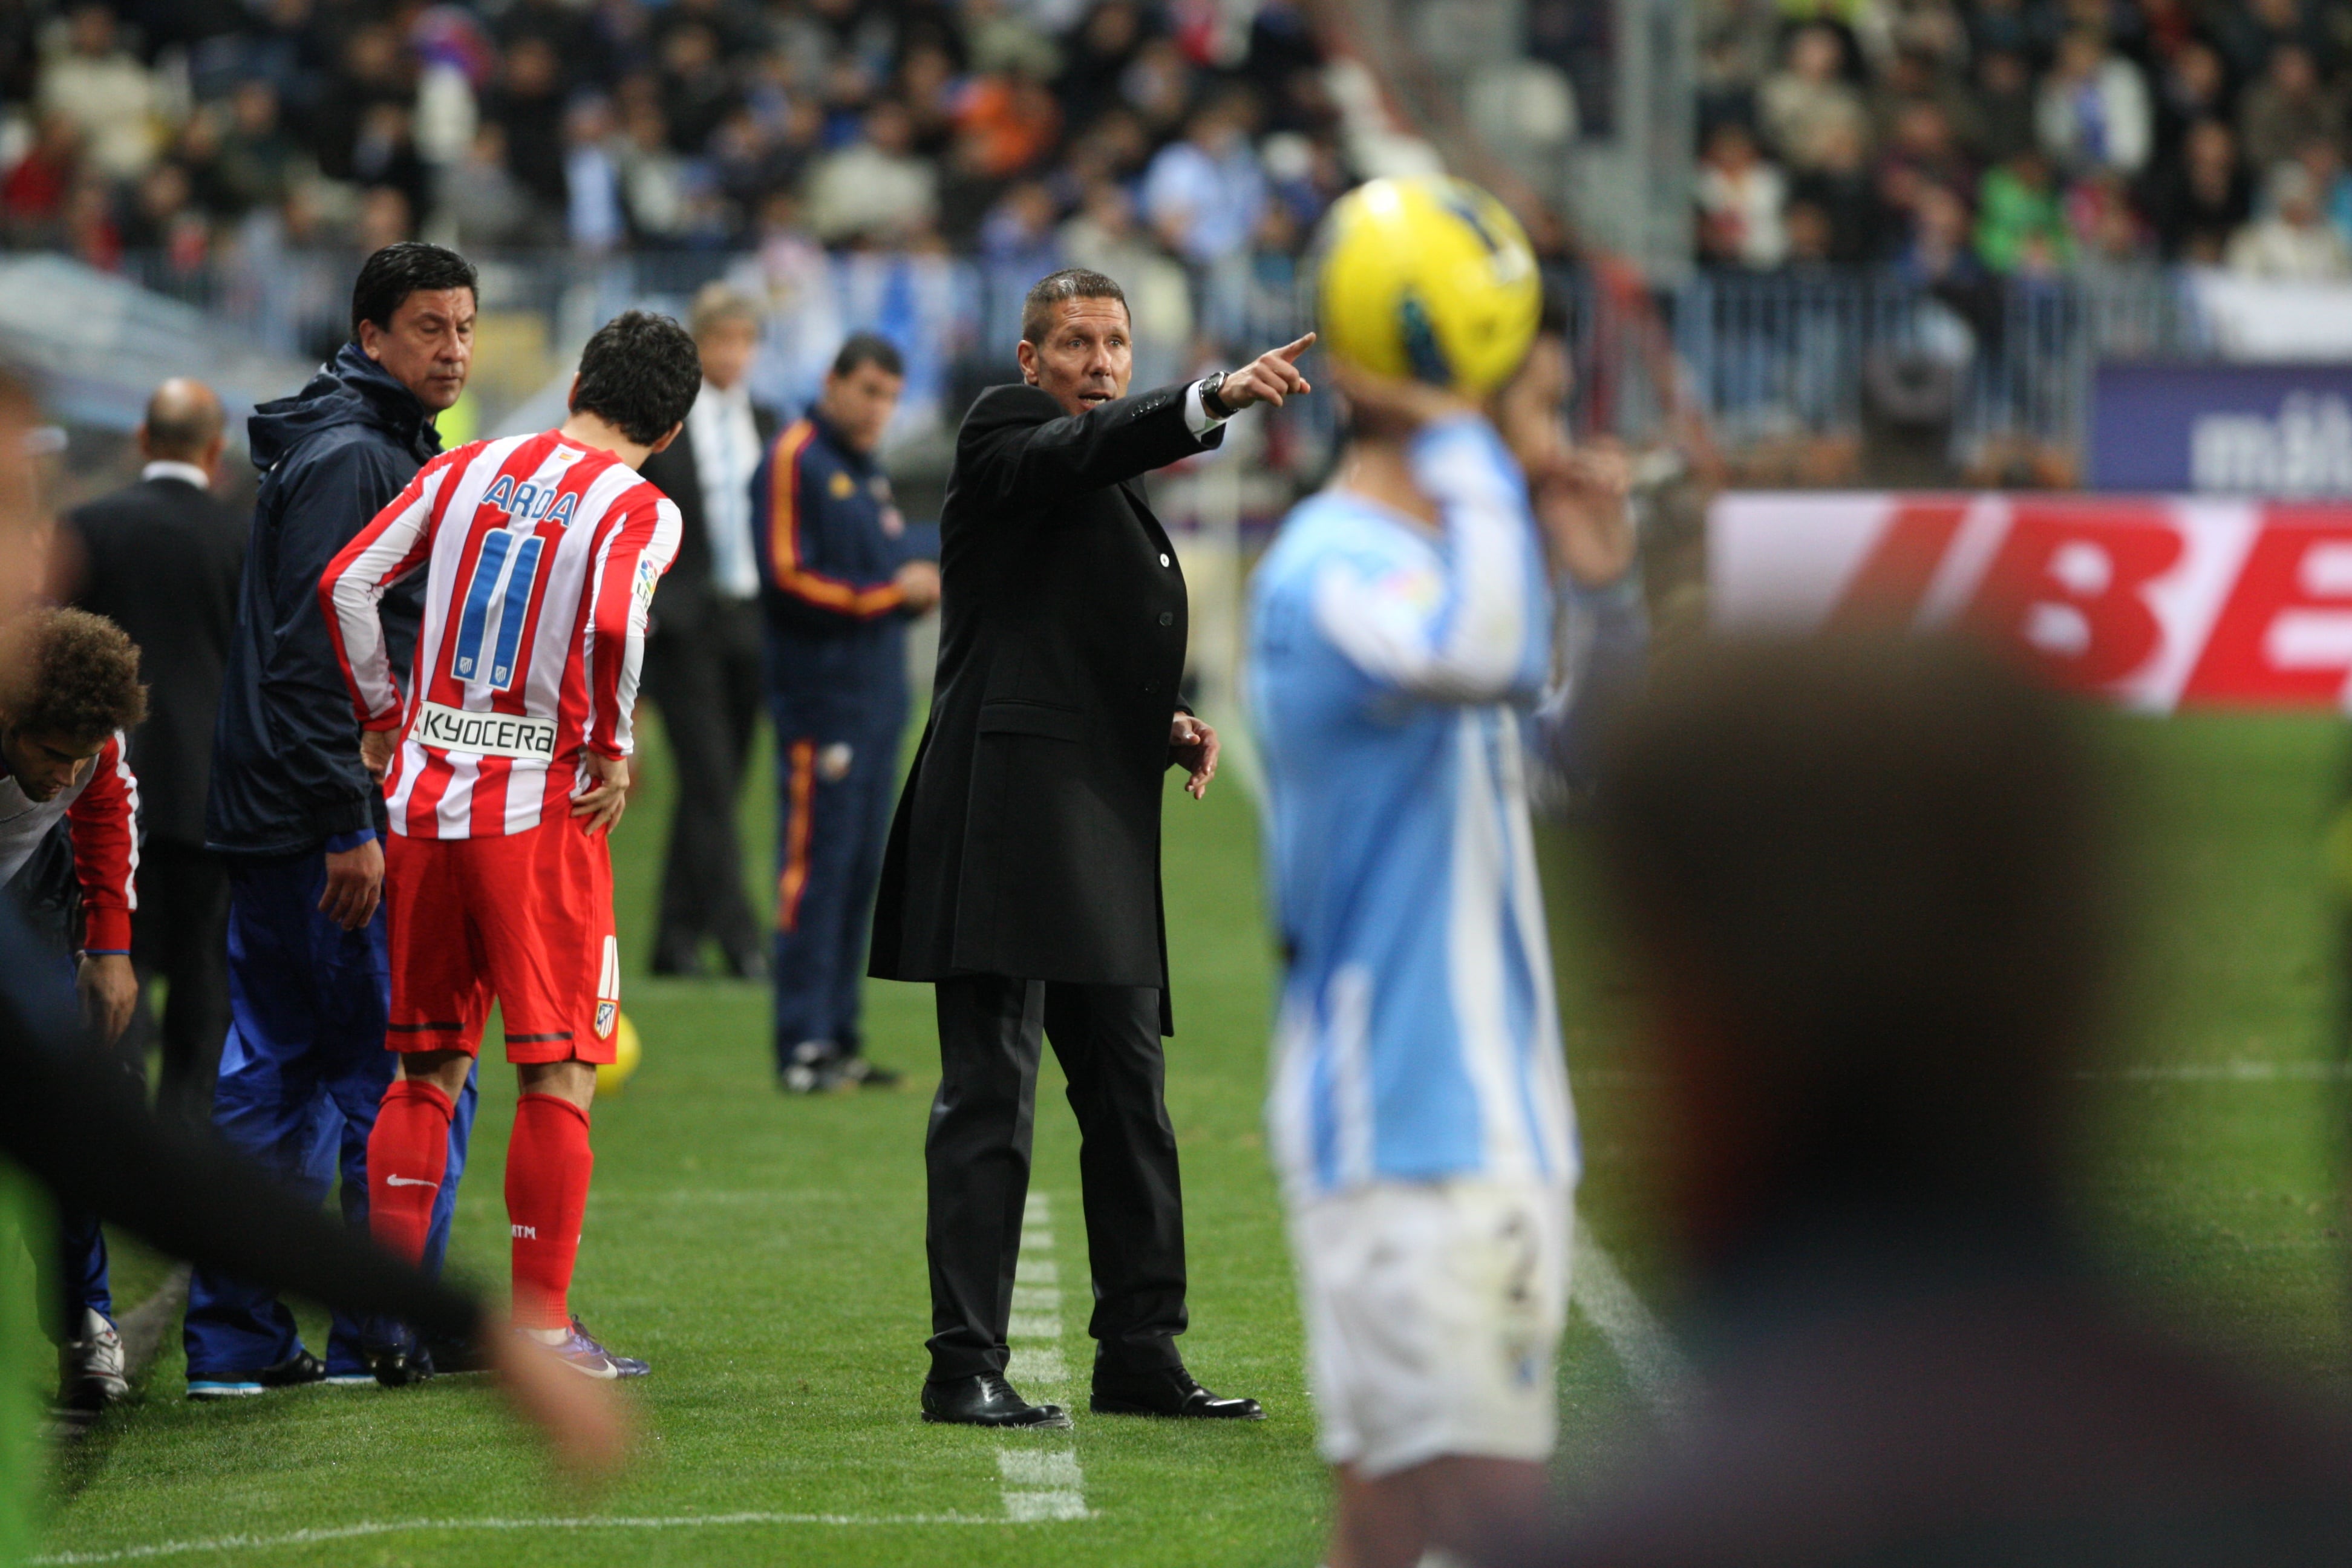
[140,378,225,472]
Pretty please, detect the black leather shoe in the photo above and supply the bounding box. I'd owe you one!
[921,1373,1073,1428]
[1091,1365,1264,1420]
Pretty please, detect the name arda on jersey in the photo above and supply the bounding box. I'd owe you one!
[481,473,581,529]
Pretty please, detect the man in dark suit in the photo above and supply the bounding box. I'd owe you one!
[871,266,1313,1428]
[60,378,246,1125]
[639,283,780,978]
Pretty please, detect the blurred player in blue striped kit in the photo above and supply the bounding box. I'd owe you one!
[1250,177,1636,1567]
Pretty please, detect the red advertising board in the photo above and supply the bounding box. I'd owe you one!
[1711,493,2352,709]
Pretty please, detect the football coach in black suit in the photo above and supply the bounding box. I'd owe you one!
[871,267,1313,1428]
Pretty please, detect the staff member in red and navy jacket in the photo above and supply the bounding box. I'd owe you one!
[752,333,939,1093]
[0,607,145,1407]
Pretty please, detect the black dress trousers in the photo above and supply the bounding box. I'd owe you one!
[126,841,232,1126]
[925,973,1187,1383]
[645,596,765,969]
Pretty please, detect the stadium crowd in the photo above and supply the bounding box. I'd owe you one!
[1694,0,2352,280]
[0,0,1341,307]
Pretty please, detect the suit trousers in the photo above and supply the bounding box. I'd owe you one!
[925,974,1188,1383]
[126,840,232,1126]
[645,598,763,968]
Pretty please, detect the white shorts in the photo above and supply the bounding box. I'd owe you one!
[1289,1178,1572,1478]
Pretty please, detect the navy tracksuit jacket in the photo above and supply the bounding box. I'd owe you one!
[188,344,477,1380]
[751,412,933,1065]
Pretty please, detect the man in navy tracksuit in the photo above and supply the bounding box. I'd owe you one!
[753,334,939,1093]
[186,244,480,1394]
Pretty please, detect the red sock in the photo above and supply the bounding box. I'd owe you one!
[507,1093,593,1331]
[367,1079,454,1266]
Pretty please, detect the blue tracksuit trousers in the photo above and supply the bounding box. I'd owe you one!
[182,851,477,1379]
[769,691,903,1068]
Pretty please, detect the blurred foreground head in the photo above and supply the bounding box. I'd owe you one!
[0,367,47,626]
[1548,635,2352,1568]
[1596,635,2107,1266]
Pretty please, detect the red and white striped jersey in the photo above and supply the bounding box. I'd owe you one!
[0,731,139,951]
[322,430,682,840]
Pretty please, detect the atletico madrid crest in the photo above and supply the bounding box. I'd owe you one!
[596,1000,617,1040]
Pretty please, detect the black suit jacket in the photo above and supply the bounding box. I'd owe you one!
[869,382,1219,1029]
[637,396,780,635]
[65,474,247,848]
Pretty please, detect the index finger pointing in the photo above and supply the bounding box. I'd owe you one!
[1275,332,1316,363]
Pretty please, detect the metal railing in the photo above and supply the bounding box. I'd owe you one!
[90,244,2223,472]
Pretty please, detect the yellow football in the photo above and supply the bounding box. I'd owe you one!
[1314,175,1542,396]
[595,1012,642,1097]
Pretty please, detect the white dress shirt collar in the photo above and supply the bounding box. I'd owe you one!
[142,460,212,490]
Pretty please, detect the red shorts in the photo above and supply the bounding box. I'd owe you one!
[384,817,621,1064]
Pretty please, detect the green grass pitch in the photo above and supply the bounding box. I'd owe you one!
[24,708,2352,1565]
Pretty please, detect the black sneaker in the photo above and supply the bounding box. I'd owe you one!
[835,1056,902,1089]
[421,1333,492,1376]
[362,1319,431,1388]
[191,1347,328,1399]
[779,1040,845,1094]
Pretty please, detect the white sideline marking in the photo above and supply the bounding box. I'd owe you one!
[1570,1210,1695,1430]
[30,1513,1024,1563]
[997,1193,1089,1522]
[1005,1346,1068,1384]
[996,1449,1088,1521]
[2083,1060,2352,1082]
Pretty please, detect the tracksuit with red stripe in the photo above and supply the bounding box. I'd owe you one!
[751,411,932,1073]
[323,427,679,1331]
[0,731,138,1326]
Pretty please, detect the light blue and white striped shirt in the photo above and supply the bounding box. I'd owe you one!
[1248,416,1579,1201]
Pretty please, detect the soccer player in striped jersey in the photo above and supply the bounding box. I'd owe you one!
[322,311,701,1382]
[1247,356,1588,1568]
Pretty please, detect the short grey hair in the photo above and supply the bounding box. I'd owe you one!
[1020,268,1129,345]
[688,281,762,340]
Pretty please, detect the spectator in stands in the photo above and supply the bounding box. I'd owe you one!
[2305,139,2352,247]
[485,34,569,215]
[1969,48,2041,165]
[35,3,160,183]
[1976,148,2074,274]
[195,79,296,220]
[1696,120,1789,270]
[564,97,627,255]
[659,23,743,155]
[1868,47,1982,164]
[806,99,940,246]
[1,113,81,240]
[1760,24,1872,172]
[1791,119,1886,263]
[2238,42,2347,176]
[2146,116,2253,262]
[439,123,539,251]
[1059,179,1192,388]
[2149,39,2230,168]
[619,102,690,244]
[1142,90,1270,266]
[2035,27,2152,177]
[2227,160,2352,281]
